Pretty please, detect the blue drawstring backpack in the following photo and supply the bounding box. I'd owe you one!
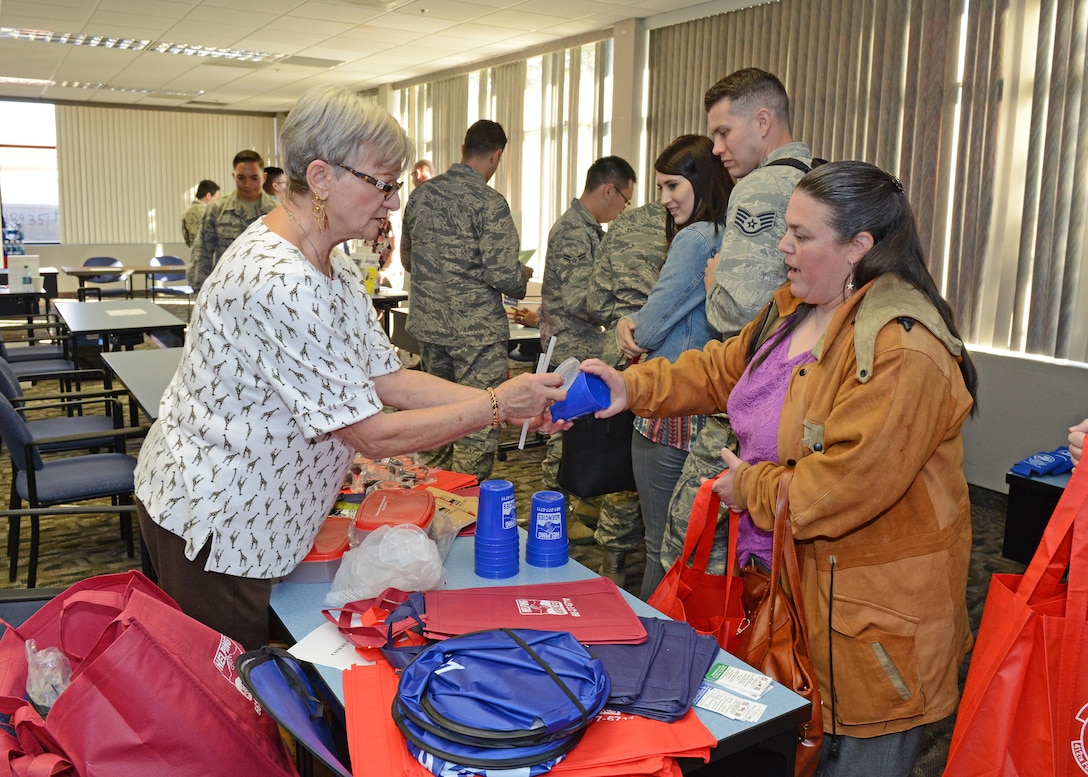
[393,628,610,776]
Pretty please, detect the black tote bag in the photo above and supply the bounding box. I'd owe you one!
[556,410,636,498]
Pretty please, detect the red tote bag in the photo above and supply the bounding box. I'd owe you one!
[648,472,746,654]
[945,463,1088,777]
[0,571,296,777]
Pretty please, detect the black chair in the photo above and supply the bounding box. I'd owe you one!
[78,257,131,301]
[0,394,146,587]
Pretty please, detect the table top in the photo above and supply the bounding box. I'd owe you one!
[53,298,186,334]
[0,267,59,275]
[508,322,540,344]
[368,288,408,308]
[101,348,182,421]
[0,287,46,297]
[270,533,809,765]
[60,266,133,278]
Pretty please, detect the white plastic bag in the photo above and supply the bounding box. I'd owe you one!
[323,524,446,608]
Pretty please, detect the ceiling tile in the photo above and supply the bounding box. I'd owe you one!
[0,0,716,110]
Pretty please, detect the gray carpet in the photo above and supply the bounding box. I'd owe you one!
[1,335,1022,776]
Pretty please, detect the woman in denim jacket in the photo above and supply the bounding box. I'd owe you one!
[616,134,732,598]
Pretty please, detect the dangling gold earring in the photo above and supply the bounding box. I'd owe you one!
[311,191,329,231]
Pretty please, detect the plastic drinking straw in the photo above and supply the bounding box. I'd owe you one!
[519,335,556,450]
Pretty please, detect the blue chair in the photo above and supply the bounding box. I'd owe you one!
[148,255,193,303]
[0,316,69,364]
[0,395,142,587]
[78,256,131,301]
[0,357,122,453]
[146,254,193,319]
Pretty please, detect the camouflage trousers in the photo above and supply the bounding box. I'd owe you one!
[541,434,643,552]
[659,415,739,576]
[418,340,507,482]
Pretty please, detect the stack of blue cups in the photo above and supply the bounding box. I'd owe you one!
[474,479,520,579]
[525,490,569,568]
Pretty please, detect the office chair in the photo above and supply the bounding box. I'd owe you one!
[0,315,69,364]
[79,257,131,301]
[0,357,123,452]
[0,395,144,587]
[148,255,194,326]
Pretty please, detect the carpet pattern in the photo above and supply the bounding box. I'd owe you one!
[1,334,1024,776]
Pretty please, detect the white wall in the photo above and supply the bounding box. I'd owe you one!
[963,348,1088,492]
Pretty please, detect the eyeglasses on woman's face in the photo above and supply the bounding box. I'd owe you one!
[336,162,402,200]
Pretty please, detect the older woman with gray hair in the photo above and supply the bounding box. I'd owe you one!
[135,85,564,650]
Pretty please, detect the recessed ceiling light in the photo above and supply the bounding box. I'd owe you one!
[53,81,205,98]
[0,26,286,63]
[0,76,53,86]
[0,27,150,50]
[148,41,285,63]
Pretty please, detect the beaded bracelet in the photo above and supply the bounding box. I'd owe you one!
[486,387,502,429]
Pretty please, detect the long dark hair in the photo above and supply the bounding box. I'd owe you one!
[654,135,732,245]
[748,161,978,407]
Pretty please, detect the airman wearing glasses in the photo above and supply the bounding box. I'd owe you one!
[536,155,638,547]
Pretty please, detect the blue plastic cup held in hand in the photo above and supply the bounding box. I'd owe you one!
[475,479,519,578]
[549,359,610,422]
[526,490,568,568]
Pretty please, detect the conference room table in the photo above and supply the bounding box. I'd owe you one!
[101,347,183,424]
[0,267,59,317]
[367,287,408,335]
[61,264,189,298]
[52,299,187,364]
[270,536,810,776]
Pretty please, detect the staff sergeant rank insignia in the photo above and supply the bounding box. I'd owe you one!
[735,207,777,235]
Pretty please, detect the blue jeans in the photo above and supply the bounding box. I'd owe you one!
[815,726,924,777]
[631,431,688,600]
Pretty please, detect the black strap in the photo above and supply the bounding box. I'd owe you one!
[766,157,829,174]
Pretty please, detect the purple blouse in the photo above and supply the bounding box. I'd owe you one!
[726,326,815,568]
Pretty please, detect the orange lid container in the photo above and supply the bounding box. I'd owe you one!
[302,516,352,562]
[355,489,436,534]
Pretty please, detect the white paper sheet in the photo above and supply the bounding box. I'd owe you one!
[287,621,374,671]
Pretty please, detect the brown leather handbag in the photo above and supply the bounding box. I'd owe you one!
[735,472,823,777]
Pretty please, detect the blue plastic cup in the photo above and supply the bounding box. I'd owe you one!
[474,560,519,579]
[476,479,518,541]
[474,537,520,560]
[474,536,519,578]
[549,371,610,422]
[525,490,568,567]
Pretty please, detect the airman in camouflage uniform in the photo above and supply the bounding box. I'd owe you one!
[583,202,668,582]
[403,120,530,481]
[538,157,637,557]
[588,202,668,369]
[660,69,816,576]
[189,151,278,291]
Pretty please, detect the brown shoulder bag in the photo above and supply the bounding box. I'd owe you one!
[735,472,823,777]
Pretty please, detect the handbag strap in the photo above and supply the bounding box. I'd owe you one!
[1016,463,1088,605]
[683,474,723,572]
[752,471,801,660]
[776,472,812,640]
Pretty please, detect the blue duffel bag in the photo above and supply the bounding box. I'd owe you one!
[393,628,610,775]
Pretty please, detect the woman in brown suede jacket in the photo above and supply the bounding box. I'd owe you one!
[577,161,979,777]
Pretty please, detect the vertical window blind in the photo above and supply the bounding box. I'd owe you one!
[56,105,275,245]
